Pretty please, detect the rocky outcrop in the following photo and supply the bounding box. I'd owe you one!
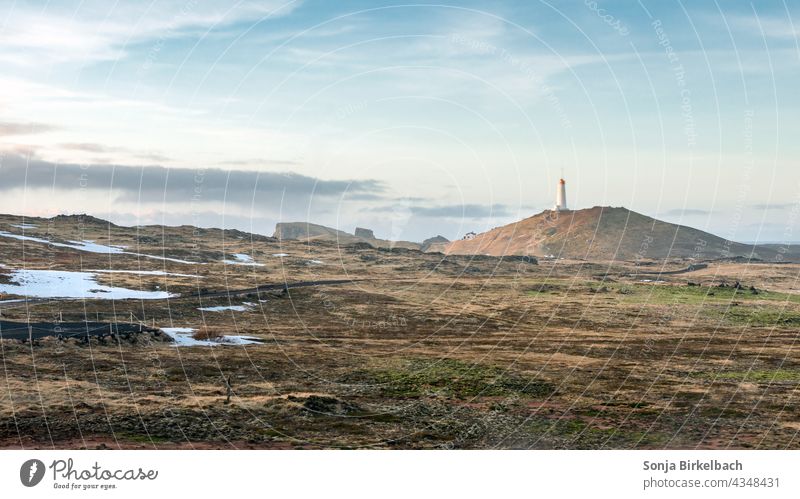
[273,222,351,241]
[273,222,421,250]
[354,227,376,239]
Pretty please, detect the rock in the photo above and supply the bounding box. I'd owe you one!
[354,227,376,239]
[347,242,374,251]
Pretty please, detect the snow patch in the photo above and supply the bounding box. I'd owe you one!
[222,253,265,266]
[68,240,127,254]
[90,269,201,278]
[0,269,174,300]
[136,253,201,265]
[272,253,289,257]
[10,224,37,230]
[232,253,254,262]
[161,327,263,347]
[198,304,253,312]
[0,231,203,264]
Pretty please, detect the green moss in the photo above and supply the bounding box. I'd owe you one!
[363,358,555,399]
[691,369,800,382]
[525,416,668,448]
[717,308,800,326]
[523,280,800,308]
[698,406,749,418]
[604,283,800,327]
[615,283,800,306]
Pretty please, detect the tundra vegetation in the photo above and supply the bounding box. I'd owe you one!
[0,214,798,449]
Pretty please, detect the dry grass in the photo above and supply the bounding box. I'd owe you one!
[0,213,799,449]
[191,327,224,342]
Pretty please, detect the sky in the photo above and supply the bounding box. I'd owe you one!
[0,0,798,243]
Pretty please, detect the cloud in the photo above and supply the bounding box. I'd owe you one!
[373,202,514,218]
[59,143,124,153]
[217,158,302,167]
[135,153,173,163]
[660,208,711,216]
[0,122,58,136]
[726,13,799,40]
[0,1,304,66]
[752,203,795,210]
[346,193,385,201]
[58,143,171,163]
[0,154,384,205]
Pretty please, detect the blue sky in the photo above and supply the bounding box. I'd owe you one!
[0,0,798,242]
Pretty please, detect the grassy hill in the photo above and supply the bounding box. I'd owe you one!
[443,206,798,261]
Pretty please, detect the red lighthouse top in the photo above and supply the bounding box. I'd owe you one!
[559,178,566,185]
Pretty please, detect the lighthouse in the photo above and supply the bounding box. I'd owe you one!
[554,178,568,211]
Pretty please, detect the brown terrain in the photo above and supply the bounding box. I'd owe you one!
[443,206,800,261]
[0,212,799,449]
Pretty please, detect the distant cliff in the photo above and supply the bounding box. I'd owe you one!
[273,222,421,250]
[273,222,352,241]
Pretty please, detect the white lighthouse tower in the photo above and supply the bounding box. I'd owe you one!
[554,178,568,211]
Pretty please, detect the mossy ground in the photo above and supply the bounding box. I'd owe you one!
[352,358,555,399]
[1,217,799,449]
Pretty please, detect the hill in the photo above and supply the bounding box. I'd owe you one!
[273,222,421,250]
[273,222,353,242]
[442,206,799,262]
[421,235,450,252]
